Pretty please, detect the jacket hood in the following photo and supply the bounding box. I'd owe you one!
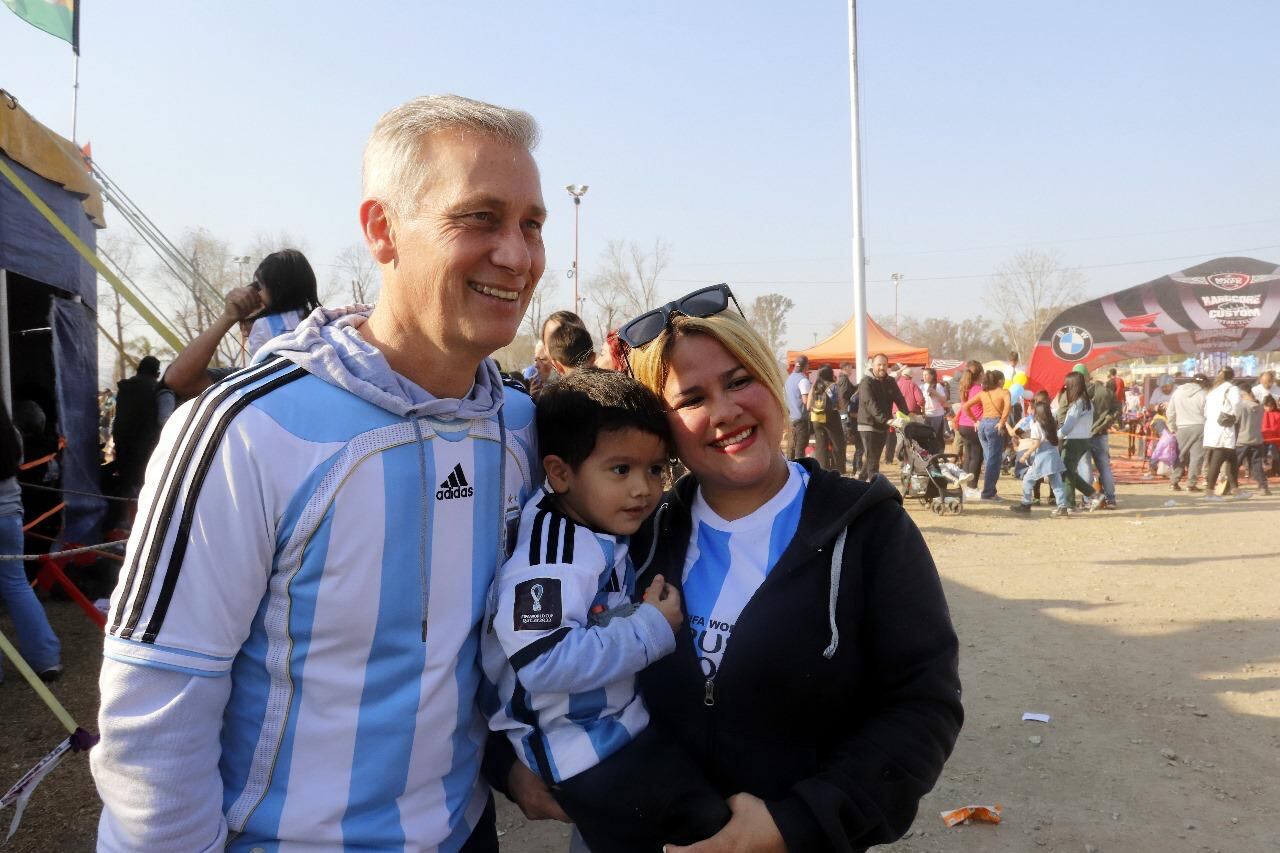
[254,304,506,420]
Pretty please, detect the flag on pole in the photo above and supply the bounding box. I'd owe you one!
[3,0,78,53]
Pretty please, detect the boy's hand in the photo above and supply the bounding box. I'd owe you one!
[642,574,683,634]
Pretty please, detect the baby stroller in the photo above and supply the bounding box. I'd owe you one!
[898,421,966,516]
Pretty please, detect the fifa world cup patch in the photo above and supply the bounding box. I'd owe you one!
[514,578,562,631]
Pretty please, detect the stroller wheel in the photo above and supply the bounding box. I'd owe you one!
[930,500,944,515]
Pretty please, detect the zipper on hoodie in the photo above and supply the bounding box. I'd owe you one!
[413,418,430,644]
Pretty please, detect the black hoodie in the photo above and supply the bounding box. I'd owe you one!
[631,460,963,852]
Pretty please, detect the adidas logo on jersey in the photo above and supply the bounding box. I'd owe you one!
[435,464,474,501]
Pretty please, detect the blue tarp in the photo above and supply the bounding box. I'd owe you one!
[0,151,104,544]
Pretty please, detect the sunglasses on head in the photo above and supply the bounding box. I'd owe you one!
[617,283,744,349]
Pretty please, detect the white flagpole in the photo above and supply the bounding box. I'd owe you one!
[847,0,868,378]
[71,52,80,143]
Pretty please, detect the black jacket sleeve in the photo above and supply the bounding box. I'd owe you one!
[765,503,964,851]
[856,376,883,427]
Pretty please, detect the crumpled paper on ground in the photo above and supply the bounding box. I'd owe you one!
[940,803,1003,827]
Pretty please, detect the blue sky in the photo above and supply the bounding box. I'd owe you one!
[5,1,1279,350]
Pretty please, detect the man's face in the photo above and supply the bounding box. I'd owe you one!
[534,349,552,380]
[1263,372,1275,389]
[871,356,889,379]
[387,131,546,362]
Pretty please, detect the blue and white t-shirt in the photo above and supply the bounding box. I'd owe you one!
[483,491,675,784]
[247,309,307,357]
[681,462,808,680]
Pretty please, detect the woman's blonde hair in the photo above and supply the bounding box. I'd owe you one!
[628,310,787,416]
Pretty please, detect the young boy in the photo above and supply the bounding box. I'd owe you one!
[482,369,730,852]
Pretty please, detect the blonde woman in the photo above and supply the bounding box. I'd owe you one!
[618,284,962,852]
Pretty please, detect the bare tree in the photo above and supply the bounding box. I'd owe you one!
[522,273,560,341]
[748,293,795,367]
[587,239,670,337]
[331,242,380,305]
[890,314,1006,361]
[987,249,1085,362]
[98,234,143,382]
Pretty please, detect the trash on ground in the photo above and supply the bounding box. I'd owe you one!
[1022,712,1051,723]
[1163,499,1178,507]
[940,804,1002,827]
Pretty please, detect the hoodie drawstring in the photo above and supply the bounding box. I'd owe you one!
[636,503,668,576]
[822,527,849,659]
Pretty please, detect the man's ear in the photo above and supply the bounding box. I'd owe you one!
[359,198,398,266]
[549,358,569,377]
[542,455,574,494]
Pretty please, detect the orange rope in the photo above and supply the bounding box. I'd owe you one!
[18,436,67,471]
[23,502,65,532]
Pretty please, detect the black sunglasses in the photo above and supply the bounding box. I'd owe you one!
[617,283,744,349]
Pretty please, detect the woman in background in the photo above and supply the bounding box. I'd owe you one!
[0,398,62,684]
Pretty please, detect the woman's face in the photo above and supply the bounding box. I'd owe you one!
[660,333,784,495]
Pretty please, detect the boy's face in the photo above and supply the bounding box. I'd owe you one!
[545,427,668,536]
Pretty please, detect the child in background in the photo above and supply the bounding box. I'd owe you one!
[1147,405,1177,479]
[482,369,730,853]
[1262,395,1280,477]
[1009,399,1071,518]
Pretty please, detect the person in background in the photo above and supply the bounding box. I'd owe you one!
[1080,365,1121,509]
[1008,350,1025,377]
[1252,370,1279,404]
[837,361,862,476]
[784,355,812,460]
[243,250,321,356]
[962,370,1010,501]
[921,367,949,447]
[594,328,630,372]
[857,353,908,480]
[542,310,588,376]
[1202,367,1242,498]
[808,365,846,474]
[1147,376,1176,411]
[1260,394,1280,476]
[0,398,62,685]
[523,341,553,398]
[111,356,162,503]
[1233,383,1268,496]
[1106,368,1125,403]
[886,366,925,464]
[546,321,596,377]
[1058,371,1106,512]
[955,360,985,489]
[1167,373,1208,491]
[1007,398,1070,518]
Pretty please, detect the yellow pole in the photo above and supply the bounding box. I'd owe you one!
[0,627,77,735]
[0,158,185,352]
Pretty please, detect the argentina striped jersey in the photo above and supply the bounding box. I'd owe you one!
[482,491,675,784]
[682,462,808,680]
[103,355,538,851]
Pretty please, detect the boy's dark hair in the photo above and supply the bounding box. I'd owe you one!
[536,368,671,469]
[547,322,595,369]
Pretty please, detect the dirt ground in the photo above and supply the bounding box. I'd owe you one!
[2,476,1277,852]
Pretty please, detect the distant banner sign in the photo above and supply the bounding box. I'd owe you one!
[1027,257,1280,395]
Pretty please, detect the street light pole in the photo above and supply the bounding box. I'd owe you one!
[566,184,588,311]
[847,0,869,379]
[233,255,252,288]
[891,272,903,334]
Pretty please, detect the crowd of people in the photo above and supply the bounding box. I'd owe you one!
[783,354,1280,516]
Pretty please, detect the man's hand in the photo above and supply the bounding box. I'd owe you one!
[642,574,683,633]
[506,762,571,823]
[664,793,787,853]
[222,286,264,325]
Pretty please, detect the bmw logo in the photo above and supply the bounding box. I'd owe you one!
[1052,325,1093,361]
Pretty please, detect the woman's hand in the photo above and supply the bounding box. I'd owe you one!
[506,762,571,823]
[664,793,787,853]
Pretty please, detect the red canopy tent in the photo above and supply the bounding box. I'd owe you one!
[786,315,929,368]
